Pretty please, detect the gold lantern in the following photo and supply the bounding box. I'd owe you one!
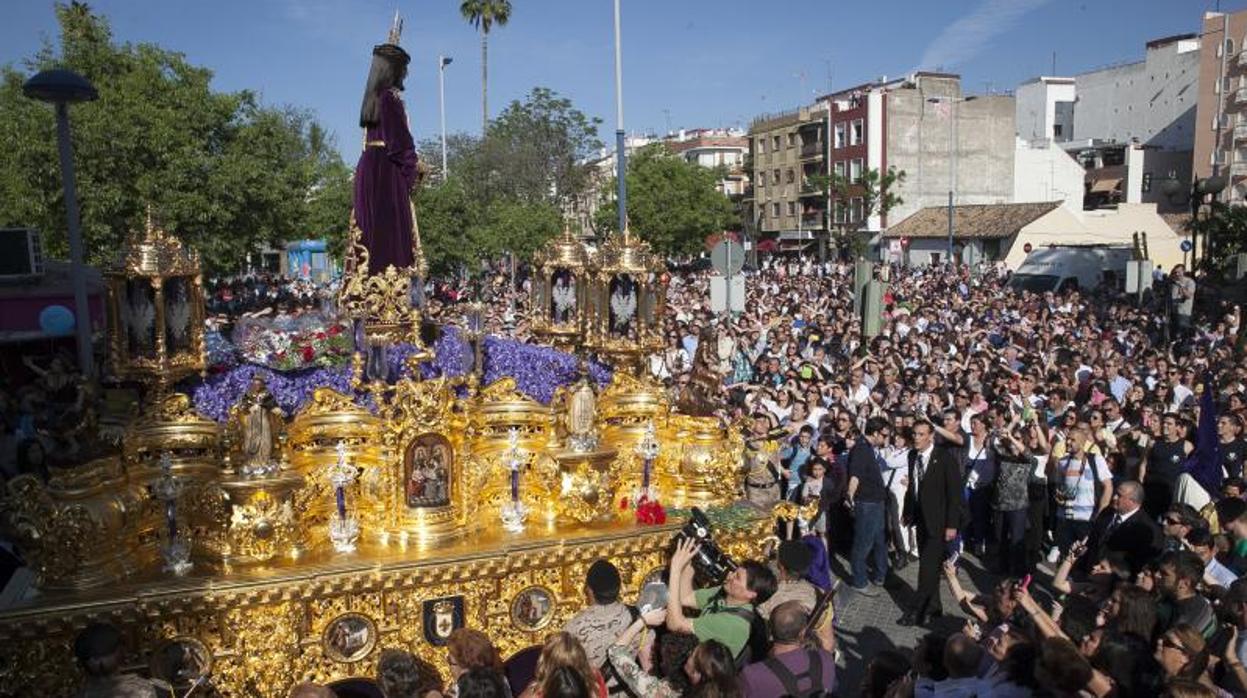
[583,226,667,372]
[105,211,206,396]
[530,224,590,351]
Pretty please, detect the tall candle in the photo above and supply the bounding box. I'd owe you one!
[165,501,177,540]
[510,468,519,502]
[335,485,346,520]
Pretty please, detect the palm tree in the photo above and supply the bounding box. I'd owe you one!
[459,0,512,133]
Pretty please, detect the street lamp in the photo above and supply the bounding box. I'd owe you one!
[438,55,452,181]
[927,95,968,266]
[23,68,98,379]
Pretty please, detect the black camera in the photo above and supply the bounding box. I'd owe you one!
[674,507,737,582]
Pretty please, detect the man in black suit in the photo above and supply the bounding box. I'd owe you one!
[900,420,963,627]
[1082,479,1162,577]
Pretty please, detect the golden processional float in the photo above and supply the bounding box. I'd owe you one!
[0,211,754,695]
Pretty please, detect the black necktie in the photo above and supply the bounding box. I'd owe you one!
[1106,514,1122,536]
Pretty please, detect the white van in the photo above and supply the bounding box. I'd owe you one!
[1006,246,1134,294]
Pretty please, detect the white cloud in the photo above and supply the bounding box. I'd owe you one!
[917,0,1052,71]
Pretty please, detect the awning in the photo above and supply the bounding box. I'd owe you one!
[1089,177,1122,194]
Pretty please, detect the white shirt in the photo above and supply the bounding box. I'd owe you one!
[1207,558,1238,588]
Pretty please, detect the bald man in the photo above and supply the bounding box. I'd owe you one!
[1084,480,1163,576]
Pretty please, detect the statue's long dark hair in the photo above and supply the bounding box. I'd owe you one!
[359,49,408,128]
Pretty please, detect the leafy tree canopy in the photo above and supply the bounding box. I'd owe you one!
[594,143,737,257]
[0,2,349,273]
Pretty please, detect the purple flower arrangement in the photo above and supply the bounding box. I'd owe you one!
[187,325,613,422]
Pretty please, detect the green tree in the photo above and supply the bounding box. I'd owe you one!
[459,0,512,132]
[0,2,346,273]
[594,143,737,257]
[1190,201,1247,272]
[810,166,906,258]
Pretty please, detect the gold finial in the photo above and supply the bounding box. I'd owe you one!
[145,205,155,236]
[622,216,632,244]
[386,10,403,44]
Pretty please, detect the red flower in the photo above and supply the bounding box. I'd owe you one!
[315,332,327,340]
[635,498,667,526]
[327,324,343,336]
[301,345,315,362]
[619,497,630,511]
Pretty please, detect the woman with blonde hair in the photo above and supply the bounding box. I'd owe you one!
[1154,624,1229,697]
[520,632,605,698]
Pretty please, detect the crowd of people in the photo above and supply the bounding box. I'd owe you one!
[16,250,1247,697]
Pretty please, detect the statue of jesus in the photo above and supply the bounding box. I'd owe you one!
[354,18,419,274]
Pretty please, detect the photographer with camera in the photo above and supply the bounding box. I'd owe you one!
[665,537,777,663]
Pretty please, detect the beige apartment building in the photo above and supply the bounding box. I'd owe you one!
[1194,8,1247,203]
[745,104,830,251]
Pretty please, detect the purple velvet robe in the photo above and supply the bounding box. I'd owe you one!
[354,88,419,274]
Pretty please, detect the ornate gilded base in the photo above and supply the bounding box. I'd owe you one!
[550,447,621,524]
[0,514,768,697]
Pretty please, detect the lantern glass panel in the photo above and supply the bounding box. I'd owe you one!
[124,278,158,358]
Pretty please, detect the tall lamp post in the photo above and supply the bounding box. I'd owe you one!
[927,95,966,266]
[438,55,452,181]
[613,0,628,234]
[23,69,98,378]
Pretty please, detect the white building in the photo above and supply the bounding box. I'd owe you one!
[1015,34,1200,213]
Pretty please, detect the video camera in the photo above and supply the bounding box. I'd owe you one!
[674,507,737,582]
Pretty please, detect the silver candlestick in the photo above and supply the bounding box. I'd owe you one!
[500,427,528,532]
[326,440,361,553]
[153,451,192,575]
[634,419,661,502]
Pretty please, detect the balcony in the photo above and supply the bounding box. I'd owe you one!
[800,211,826,228]
[800,141,825,159]
[799,180,823,197]
[1232,161,1247,177]
[1237,87,1247,104]
[1239,51,1247,69]
[1236,123,1247,141]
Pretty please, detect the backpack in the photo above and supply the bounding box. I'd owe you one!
[762,650,828,698]
[717,604,773,669]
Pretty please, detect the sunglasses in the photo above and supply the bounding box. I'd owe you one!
[1163,516,1184,526]
[1159,636,1188,654]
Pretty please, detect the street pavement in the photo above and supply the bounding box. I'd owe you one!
[827,550,1002,697]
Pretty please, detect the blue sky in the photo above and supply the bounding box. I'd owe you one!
[0,0,1235,162]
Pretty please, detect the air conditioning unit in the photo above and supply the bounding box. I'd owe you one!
[0,228,44,280]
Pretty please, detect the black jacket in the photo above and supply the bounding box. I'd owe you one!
[1085,507,1163,576]
[904,445,963,536]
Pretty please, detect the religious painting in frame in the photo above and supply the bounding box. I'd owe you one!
[149,636,212,690]
[323,612,377,663]
[404,433,452,509]
[510,585,555,632]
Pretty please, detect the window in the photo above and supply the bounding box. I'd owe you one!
[786,169,795,184]
[834,201,847,224]
[787,133,797,147]
[850,119,864,146]
[1053,124,1063,138]
[773,169,781,185]
[850,196,864,222]
[772,202,781,217]
[834,123,846,149]
[834,160,846,178]
[1229,38,1236,56]
[757,138,765,154]
[773,135,781,151]
[787,201,797,216]
[850,158,864,180]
